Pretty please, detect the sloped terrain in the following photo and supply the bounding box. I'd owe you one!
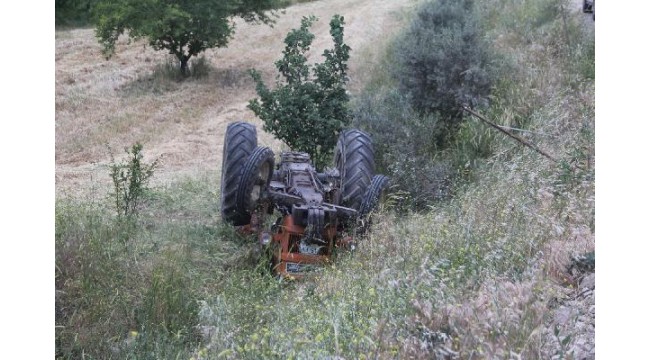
[55,0,595,358]
[55,0,416,197]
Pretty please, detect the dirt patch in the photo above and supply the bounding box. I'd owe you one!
[55,0,416,197]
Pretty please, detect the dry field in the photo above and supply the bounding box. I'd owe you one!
[55,0,416,197]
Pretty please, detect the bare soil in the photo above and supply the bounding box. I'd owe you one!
[55,0,416,198]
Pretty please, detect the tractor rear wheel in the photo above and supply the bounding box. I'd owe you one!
[334,129,375,210]
[236,146,275,219]
[221,122,257,226]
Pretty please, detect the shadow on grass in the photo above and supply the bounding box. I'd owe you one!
[119,56,254,97]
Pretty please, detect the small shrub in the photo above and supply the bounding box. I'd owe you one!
[109,143,159,219]
[249,15,351,168]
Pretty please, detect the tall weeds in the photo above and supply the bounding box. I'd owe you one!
[55,176,252,359]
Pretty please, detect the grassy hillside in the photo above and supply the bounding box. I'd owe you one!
[55,0,594,358]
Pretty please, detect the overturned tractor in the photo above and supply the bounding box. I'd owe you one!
[220,122,389,278]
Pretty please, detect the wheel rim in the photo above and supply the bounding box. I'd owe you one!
[334,150,344,205]
[250,160,271,205]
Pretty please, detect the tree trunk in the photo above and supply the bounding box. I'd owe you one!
[180,56,190,77]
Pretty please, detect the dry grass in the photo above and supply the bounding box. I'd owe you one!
[55,0,416,198]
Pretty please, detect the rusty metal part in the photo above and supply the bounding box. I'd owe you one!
[271,215,336,279]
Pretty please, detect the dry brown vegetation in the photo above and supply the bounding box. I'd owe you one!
[55,0,416,197]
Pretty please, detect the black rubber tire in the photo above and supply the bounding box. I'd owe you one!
[220,122,257,225]
[592,0,595,20]
[236,146,275,219]
[359,175,390,218]
[334,129,375,210]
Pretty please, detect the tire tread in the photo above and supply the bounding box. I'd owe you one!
[221,122,257,225]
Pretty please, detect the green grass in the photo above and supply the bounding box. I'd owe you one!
[55,0,594,358]
[55,175,257,359]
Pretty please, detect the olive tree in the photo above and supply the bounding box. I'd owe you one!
[94,0,280,74]
[394,0,494,122]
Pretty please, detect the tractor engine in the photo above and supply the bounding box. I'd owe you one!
[273,153,337,245]
[266,152,352,276]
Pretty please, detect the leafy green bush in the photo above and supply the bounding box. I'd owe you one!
[249,15,351,168]
[393,0,495,138]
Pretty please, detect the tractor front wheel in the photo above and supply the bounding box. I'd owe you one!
[334,129,375,211]
[358,174,390,234]
[359,174,390,218]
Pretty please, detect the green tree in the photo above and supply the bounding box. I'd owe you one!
[248,15,351,168]
[94,0,281,74]
[393,0,494,134]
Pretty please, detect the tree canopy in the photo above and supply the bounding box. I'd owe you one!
[94,0,281,74]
